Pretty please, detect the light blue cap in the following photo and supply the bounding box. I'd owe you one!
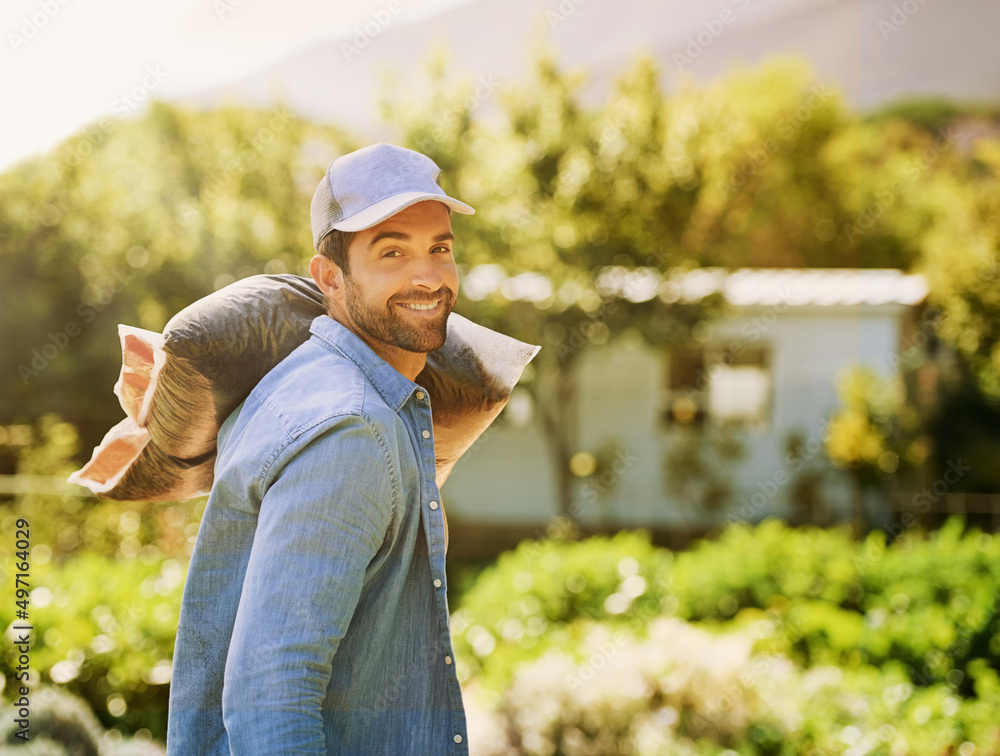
[310,143,475,248]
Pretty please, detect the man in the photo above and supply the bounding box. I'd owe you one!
[166,143,475,754]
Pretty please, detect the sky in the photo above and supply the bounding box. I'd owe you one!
[0,0,470,173]
[3,0,997,175]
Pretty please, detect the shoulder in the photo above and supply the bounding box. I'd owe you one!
[212,328,412,505]
[250,337,400,441]
[216,389,402,514]
[242,342,402,474]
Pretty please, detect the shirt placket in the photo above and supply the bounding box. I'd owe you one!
[409,388,469,753]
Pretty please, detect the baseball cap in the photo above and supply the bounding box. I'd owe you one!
[310,143,475,248]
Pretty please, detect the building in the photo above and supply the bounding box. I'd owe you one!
[443,268,930,554]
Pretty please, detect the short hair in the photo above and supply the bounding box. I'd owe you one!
[317,229,357,275]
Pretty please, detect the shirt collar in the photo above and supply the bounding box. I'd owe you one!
[308,315,420,412]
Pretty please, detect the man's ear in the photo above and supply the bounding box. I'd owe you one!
[310,254,344,302]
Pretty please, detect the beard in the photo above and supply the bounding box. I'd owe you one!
[343,278,455,354]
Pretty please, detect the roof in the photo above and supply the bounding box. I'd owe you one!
[461,266,929,308]
[657,268,929,308]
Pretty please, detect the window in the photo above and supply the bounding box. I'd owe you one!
[663,347,707,425]
[664,346,771,426]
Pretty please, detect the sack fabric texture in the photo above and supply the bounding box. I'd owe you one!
[69,274,539,501]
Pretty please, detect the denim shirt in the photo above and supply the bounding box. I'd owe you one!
[167,315,468,755]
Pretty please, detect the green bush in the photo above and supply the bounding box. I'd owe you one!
[728,519,1000,689]
[450,530,674,691]
[855,519,1000,689]
[0,415,205,564]
[0,686,164,755]
[0,414,196,743]
[452,522,871,690]
[466,615,1000,756]
[455,518,1000,752]
[0,553,184,742]
[671,519,863,618]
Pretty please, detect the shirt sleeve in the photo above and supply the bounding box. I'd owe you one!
[221,413,396,753]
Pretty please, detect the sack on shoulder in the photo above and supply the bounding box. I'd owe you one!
[68,274,539,501]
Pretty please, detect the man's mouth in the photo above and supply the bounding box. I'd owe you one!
[398,301,440,311]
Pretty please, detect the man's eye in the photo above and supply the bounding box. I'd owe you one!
[432,246,452,254]
[383,249,402,258]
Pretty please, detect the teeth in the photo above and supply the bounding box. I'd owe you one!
[400,302,438,311]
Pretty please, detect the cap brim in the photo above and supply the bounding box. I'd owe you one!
[332,191,475,233]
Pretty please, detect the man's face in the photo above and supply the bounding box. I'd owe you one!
[341,201,458,354]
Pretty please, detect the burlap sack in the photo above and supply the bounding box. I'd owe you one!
[68,274,539,501]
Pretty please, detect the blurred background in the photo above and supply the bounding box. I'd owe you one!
[2,0,1000,753]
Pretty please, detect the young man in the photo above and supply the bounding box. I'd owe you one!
[166,144,475,754]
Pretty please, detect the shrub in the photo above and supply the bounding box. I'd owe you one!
[455,517,1000,752]
[732,519,1000,689]
[466,616,1000,756]
[0,415,205,564]
[0,686,165,755]
[0,554,184,742]
[450,530,673,691]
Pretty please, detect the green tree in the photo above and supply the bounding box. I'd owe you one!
[918,138,1000,401]
[824,365,929,531]
[0,102,354,450]
[380,50,907,517]
[2,49,998,520]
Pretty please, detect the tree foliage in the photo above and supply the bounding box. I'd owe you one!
[0,49,998,506]
[0,103,354,451]
[378,48,999,513]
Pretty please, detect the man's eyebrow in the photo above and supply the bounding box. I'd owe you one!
[367,230,455,249]
[368,230,409,249]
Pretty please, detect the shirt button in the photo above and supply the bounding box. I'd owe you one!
[433,578,442,588]
[416,391,425,400]
[429,501,438,510]
[421,430,430,439]
[454,734,462,744]
[445,655,453,665]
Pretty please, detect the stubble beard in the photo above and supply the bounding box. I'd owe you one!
[343,277,455,354]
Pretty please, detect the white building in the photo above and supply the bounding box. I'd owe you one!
[443,268,929,547]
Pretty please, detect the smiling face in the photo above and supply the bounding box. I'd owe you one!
[310,200,459,379]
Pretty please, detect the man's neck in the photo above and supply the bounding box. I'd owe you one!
[326,311,427,382]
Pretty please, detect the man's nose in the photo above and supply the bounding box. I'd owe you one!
[410,254,445,289]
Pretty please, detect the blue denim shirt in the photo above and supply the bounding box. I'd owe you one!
[167,315,468,755]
